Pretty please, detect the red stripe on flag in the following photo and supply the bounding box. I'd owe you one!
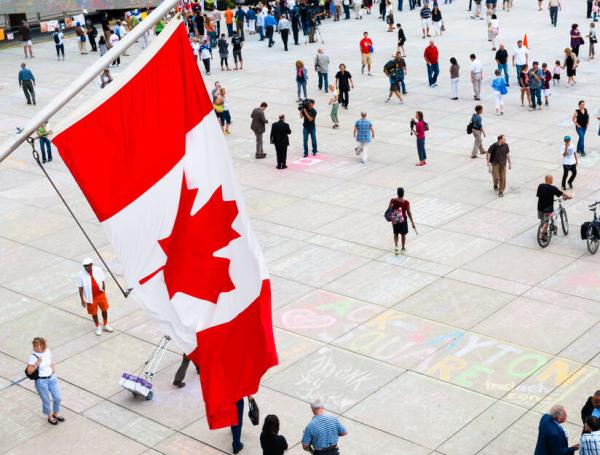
[52,24,212,222]
[188,280,278,429]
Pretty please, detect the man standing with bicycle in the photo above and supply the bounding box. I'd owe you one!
[486,134,511,197]
[536,175,572,241]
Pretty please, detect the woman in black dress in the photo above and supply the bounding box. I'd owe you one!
[563,47,577,86]
[335,63,354,109]
[260,415,288,455]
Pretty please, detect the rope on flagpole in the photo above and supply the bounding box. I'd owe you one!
[26,137,133,299]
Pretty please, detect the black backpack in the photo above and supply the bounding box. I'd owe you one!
[581,221,600,240]
[383,59,397,76]
[25,354,39,380]
[53,32,60,44]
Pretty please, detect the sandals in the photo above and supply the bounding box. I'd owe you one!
[48,415,65,425]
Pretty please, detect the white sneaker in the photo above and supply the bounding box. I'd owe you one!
[95,326,102,336]
[394,247,399,255]
[103,324,114,333]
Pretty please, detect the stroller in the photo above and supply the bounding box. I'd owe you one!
[119,335,171,400]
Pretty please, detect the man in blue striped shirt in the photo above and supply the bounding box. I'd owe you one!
[302,400,347,454]
[581,416,600,455]
[420,5,432,38]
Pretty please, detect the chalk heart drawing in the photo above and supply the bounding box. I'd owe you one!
[281,309,337,330]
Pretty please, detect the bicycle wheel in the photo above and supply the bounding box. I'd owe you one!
[560,208,569,235]
[588,226,599,255]
[537,222,551,248]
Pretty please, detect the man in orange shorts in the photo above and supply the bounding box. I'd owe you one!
[77,258,114,336]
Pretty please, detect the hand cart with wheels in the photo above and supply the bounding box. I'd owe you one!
[119,335,171,401]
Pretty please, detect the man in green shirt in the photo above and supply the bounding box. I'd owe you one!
[37,122,53,163]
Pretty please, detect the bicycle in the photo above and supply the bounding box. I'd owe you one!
[537,197,568,248]
[584,201,600,255]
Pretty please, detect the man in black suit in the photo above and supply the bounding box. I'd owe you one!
[270,114,292,169]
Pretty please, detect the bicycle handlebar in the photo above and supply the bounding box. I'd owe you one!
[590,202,599,209]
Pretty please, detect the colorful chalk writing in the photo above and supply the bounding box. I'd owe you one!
[275,290,382,342]
[334,310,594,406]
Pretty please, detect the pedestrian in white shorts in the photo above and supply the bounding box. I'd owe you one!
[491,69,508,115]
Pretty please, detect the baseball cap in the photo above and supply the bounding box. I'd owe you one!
[563,135,571,141]
[82,257,93,266]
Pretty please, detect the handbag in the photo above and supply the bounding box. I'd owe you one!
[384,207,393,222]
[466,122,473,134]
[25,354,39,380]
[247,397,259,426]
[441,22,446,32]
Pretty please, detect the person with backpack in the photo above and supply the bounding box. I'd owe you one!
[384,52,406,102]
[387,187,416,255]
[26,337,64,425]
[87,21,98,52]
[469,105,486,158]
[53,29,65,60]
[75,21,89,54]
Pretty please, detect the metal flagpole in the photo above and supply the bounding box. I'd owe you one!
[0,0,181,162]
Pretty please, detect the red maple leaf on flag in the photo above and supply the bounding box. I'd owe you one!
[140,174,240,303]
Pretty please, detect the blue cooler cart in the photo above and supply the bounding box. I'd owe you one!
[119,335,171,400]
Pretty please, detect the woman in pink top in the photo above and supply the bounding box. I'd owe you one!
[410,111,427,166]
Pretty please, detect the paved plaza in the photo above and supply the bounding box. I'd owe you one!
[1,2,600,454]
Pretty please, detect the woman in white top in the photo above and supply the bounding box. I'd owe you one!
[26,337,63,425]
[489,14,499,50]
[560,135,578,190]
[109,30,120,66]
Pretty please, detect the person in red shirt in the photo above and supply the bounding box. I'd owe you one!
[359,31,374,75]
[424,40,439,87]
[387,187,416,255]
[411,110,427,166]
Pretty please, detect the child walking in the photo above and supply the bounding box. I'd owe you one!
[541,63,552,106]
[588,23,597,59]
[552,60,562,85]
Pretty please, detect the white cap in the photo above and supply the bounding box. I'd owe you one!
[82,257,93,266]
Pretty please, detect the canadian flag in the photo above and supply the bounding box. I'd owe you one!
[52,19,278,429]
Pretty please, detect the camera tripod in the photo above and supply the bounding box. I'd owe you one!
[305,12,325,45]
[305,24,324,44]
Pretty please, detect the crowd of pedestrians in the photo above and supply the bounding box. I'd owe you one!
[13,0,600,452]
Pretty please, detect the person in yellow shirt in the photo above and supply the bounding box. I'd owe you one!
[36,121,53,163]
